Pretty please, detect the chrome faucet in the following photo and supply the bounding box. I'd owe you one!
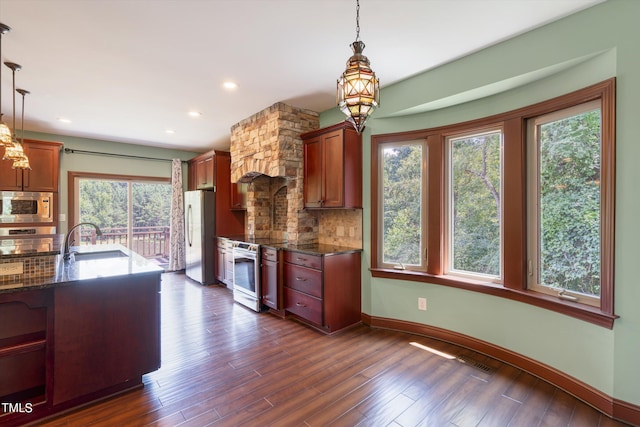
[63,222,103,261]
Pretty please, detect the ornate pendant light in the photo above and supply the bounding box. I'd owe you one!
[2,61,26,161]
[12,88,31,169]
[337,0,380,134]
[0,23,12,147]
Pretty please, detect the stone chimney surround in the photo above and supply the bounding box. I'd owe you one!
[230,102,320,243]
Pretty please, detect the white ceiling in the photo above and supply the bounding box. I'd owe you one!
[0,0,604,153]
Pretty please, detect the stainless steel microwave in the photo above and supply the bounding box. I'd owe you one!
[0,191,54,223]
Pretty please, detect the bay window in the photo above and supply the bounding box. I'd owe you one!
[371,79,616,327]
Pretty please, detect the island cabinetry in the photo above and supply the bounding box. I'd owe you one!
[302,122,362,209]
[0,289,52,410]
[0,139,61,192]
[261,246,282,311]
[52,274,160,406]
[283,249,361,333]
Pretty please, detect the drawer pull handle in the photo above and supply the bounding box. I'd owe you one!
[295,277,307,281]
[296,257,307,261]
[296,302,306,307]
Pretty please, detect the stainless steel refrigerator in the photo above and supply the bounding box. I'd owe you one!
[184,190,216,284]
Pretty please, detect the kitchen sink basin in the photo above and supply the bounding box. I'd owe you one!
[73,250,128,261]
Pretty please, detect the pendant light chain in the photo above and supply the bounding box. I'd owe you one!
[355,0,361,41]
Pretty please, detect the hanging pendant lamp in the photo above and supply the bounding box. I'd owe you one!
[12,88,31,170]
[337,0,380,134]
[2,61,26,161]
[0,23,12,147]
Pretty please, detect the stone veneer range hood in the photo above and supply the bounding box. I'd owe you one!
[230,102,319,242]
[230,102,319,183]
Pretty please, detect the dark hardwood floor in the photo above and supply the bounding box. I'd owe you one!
[39,272,629,426]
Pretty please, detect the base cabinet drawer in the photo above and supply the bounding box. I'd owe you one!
[284,251,322,269]
[283,263,322,298]
[284,287,322,326]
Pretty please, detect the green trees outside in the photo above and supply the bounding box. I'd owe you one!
[382,144,423,266]
[79,180,128,228]
[450,132,501,276]
[538,109,601,297]
[381,106,601,297]
[79,179,171,230]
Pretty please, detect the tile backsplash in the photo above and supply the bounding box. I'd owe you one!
[314,209,363,248]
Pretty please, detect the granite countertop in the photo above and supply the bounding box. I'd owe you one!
[0,234,63,257]
[217,235,362,256]
[0,244,164,294]
[217,238,359,256]
[272,242,362,256]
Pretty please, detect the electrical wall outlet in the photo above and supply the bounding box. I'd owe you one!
[418,297,427,311]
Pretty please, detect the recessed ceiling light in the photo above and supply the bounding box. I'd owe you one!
[222,81,238,90]
[165,129,175,134]
[188,111,202,117]
[57,117,72,123]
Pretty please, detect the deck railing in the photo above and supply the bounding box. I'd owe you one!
[79,226,170,259]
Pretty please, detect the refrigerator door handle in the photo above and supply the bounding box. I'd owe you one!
[187,204,193,247]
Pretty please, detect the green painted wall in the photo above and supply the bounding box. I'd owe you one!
[23,130,198,233]
[321,0,639,406]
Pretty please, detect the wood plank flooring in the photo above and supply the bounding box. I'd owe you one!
[39,272,629,426]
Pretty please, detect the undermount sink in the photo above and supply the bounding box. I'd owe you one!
[72,250,128,261]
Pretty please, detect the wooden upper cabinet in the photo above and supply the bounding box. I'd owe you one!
[0,139,61,192]
[230,182,247,210]
[302,122,362,209]
[196,156,214,190]
[303,135,322,208]
[187,151,214,190]
[186,150,245,235]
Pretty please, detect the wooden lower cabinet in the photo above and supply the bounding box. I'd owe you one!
[0,290,52,426]
[0,273,161,426]
[261,246,282,311]
[283,250,361,333]
[216,237,233,286]
[53,274,161,406]
[0,290,51,406]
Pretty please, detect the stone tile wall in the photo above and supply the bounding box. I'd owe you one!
[230,102,319,243]
[314,209,363,248]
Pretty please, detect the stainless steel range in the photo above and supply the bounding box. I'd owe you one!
[232,240,261,311]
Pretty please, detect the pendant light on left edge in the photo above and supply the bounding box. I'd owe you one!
[2,61,29,165]
[12,89,31,169]
[0,23,12,146]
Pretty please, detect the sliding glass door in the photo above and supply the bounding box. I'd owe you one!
[70,173,171,264]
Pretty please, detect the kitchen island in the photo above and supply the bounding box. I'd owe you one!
[0,243,162,426]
